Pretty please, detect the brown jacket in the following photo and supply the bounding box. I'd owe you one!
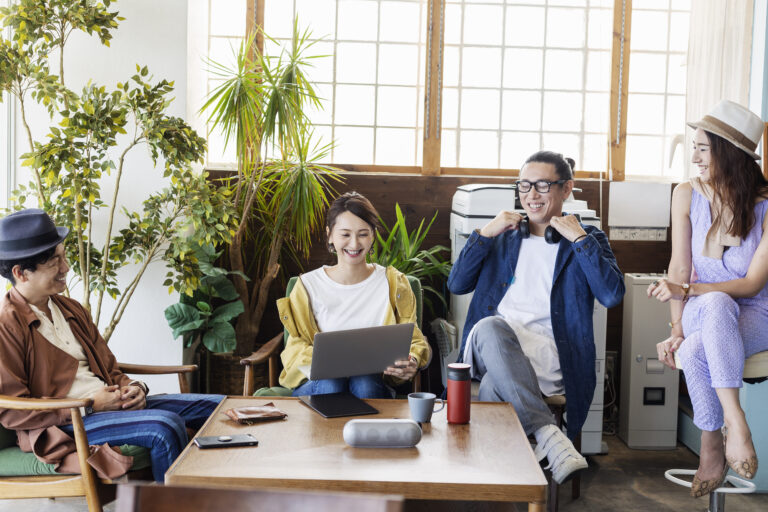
[0,288,133,477]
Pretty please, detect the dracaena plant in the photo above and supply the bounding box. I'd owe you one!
[369,203,452,314]
[201,19,343,356]
[0,0,237,342]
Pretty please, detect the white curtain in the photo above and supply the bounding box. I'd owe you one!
[684,0,755,177]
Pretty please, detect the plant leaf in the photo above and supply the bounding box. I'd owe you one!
[164,303,200,330]
[210,300,245,323]
[202,321,237,353]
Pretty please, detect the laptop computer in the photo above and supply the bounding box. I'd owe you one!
[298,323,415,418]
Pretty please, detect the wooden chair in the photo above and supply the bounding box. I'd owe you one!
[115,482,404,512]
[0,362,197,512]
[240,275,425,396]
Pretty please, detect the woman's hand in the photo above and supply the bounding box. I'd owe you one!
[647,278,685,302]
[479,211,524,238]
[92,385,123,412]
[384,357,418,381]
[656,335,684,369]
[119,384,147,410]
[549,214,587,242]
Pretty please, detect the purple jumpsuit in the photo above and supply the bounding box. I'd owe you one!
[678,188,768,431]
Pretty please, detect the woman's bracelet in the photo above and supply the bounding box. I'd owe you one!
[573,234,588,243]
[668,317,681,328]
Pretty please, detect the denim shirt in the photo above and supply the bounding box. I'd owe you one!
[447,224,625,439]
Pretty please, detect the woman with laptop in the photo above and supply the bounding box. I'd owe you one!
[277,192,431,398]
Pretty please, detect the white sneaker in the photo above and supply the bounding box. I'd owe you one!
[533,424,588,484]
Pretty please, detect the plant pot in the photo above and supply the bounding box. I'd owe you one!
[206,352,269,395]
[182,337,203,393]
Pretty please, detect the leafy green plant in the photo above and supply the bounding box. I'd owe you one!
[202,20,342,356]
[0,0,236,342]
[369,204,452,313]
[164,246,245,354]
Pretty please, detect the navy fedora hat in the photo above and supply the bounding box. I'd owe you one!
[0,209,69,259]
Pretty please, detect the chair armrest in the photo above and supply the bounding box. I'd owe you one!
[240,332,284,395]
[239,332,283,366]
[118,363,198,375]
[0,394,93,410]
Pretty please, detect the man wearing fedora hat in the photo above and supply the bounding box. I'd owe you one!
[648,100,767,496]
[0,209,223,482]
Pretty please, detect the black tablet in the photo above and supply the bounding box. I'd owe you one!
[298,392,379,418]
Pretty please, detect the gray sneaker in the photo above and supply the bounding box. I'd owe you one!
[533,424,588,484]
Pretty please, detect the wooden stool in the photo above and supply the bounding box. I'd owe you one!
[667,350,768,511]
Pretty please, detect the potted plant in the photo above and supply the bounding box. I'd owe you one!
[370,204,452,315]
[164,245,246,392]
[0,0,236,341]
[201,20,342,367]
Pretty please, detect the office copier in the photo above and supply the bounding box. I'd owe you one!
[447,183,607,454]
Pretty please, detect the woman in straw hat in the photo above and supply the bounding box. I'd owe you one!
[648,100,767,496]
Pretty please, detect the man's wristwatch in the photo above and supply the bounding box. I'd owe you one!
[682,283,691,301]
[84,406,94,416]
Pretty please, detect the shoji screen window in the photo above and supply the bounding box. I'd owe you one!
[265,0,426,166]
[624,0,690,179]
[442,0,613,172]
[206,0,247,167]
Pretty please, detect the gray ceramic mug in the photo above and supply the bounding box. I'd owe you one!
[408,392,445,423]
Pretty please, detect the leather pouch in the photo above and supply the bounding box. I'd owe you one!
[224,402,287,424]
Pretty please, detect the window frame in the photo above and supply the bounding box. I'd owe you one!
[232,0,680,182]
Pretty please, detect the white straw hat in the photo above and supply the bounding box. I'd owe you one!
[687,100,763,160]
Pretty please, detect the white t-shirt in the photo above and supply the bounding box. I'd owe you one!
[495,235,564,396]
[300,264,390,332]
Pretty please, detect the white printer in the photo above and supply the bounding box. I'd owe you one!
[447,183,607,454]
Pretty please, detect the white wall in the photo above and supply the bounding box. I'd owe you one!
[8,0,191,392]
[751,0,768,124]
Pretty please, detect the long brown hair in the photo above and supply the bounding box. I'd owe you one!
[707,131,768,240]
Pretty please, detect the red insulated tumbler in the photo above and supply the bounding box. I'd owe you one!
[447,363,471,424]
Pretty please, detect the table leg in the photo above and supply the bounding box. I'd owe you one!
[528,501,545,512]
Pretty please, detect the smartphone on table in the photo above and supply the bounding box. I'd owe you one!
[194,433,258,449]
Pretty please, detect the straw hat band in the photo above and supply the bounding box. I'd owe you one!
[700,114,758,152]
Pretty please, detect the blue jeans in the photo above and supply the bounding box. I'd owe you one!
[61,393,223,482]
[292,373,394,399]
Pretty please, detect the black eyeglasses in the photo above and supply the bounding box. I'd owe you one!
[516,179,568,193]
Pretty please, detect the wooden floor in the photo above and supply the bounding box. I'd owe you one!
[2,436,768,512]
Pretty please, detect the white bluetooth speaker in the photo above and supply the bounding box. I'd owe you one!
[343,419,422,448]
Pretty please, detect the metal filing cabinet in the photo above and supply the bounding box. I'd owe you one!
[619,273,679,449]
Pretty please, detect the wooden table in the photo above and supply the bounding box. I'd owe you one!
[165,397,547,511]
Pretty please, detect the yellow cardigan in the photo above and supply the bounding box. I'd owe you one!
[277,266,432,389]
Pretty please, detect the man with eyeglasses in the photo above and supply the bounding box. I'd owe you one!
[448,151,624,484]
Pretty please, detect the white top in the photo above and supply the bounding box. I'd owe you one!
[490,235,564,396]
[300,264,390,332]
[30,299,106,399]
